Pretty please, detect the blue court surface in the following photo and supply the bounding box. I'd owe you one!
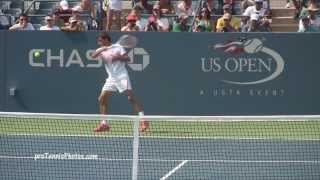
[1,135,320,180]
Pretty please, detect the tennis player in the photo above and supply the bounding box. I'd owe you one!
[91,32,148,132]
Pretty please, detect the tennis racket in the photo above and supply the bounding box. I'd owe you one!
[115,34,138,49]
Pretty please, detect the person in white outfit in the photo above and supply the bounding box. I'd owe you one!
[40,15,60,31]
[103,0,122,30]
[90,32,149,133]
[9,14,35,31]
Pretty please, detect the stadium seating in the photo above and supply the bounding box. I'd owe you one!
[37,1,58,10]
[21,0,100,29]
[4,0,320,32]
[33,8,52,15]
[3,8,22,17]
[32,23,42,30]
[28,15,46,25]
[8,0,24,9]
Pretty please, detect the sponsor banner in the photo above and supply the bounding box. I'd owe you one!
[1,32,319,115]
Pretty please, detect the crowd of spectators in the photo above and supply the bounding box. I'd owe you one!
[122,0,272,32]
[0,0,319,32]
[2,0,96,31]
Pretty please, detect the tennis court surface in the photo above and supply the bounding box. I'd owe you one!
[1,112,320,179]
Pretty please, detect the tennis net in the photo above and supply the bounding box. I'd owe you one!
[0,112,320,180]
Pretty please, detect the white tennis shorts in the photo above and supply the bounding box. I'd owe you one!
[102,76,132,93]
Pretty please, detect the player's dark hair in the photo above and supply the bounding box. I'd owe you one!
[98,32,111,42]
[19,13,28,19]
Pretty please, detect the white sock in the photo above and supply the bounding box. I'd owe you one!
[139,112,145,121]
[138,112,144,116]
[101,120,107,125]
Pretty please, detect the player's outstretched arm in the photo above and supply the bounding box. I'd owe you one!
[90,46,108,59]
[111,53,130,62]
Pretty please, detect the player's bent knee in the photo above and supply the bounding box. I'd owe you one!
[127,95,136,104]
[98,97,105,105]
[98,94,108,105]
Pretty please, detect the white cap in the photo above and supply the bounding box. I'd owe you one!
[255,0,263,2]
[250,13,260,21]
[60,0,69,10]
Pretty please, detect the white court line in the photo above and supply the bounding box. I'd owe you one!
[2,111,320,121]
[160,160,188,180]
[1,133,320,141]
[1,156,320,164]
[0,133,133,138]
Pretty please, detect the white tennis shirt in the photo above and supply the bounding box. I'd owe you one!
[99,44,129,78]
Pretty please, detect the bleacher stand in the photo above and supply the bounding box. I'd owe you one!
[0,0,100,30]
[0,0,279,32]
[0,1,21,29]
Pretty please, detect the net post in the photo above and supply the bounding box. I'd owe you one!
[131,115,140,180]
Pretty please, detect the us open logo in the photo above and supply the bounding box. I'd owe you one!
[201,38,285,85]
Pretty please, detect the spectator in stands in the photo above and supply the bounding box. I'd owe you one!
[145,16,159,31]
[121,14,139,31]
[158,0,175,14]
[176,0,194,16]
[103,0,121,31]
[194,24,206,32]
[60,16,85,31]
[73,0,97,28]
[147,4,170,32]
[216,4,240,31]
[299,0,318,17]
[241,0,253,13]
[172,13,189,32]
[130,7,148,31]
[9,14,35,31]
[222,0,235,15]
[199,0,215,14]
[0,10,10,30]
[40,15,60,31]
[54,0,73,26]
[299,3,320,29]
[286,0,299,9]
[132,0,153,13]
[73,10,88,30]
[241,0,268,13]
[248,13,271,32]
[240,19,250,32]
[217,13,236,32]
[243,0,267,19]
[206,0,216,14]
[248,14,260,32]
[299,5,320,30]
[298,15,319,32]
[288,0,305,19]
[242,0,271,31]
[194,7,215,32]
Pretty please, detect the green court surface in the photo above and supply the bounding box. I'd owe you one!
[1,118,320,139]
[1,117,320,179]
